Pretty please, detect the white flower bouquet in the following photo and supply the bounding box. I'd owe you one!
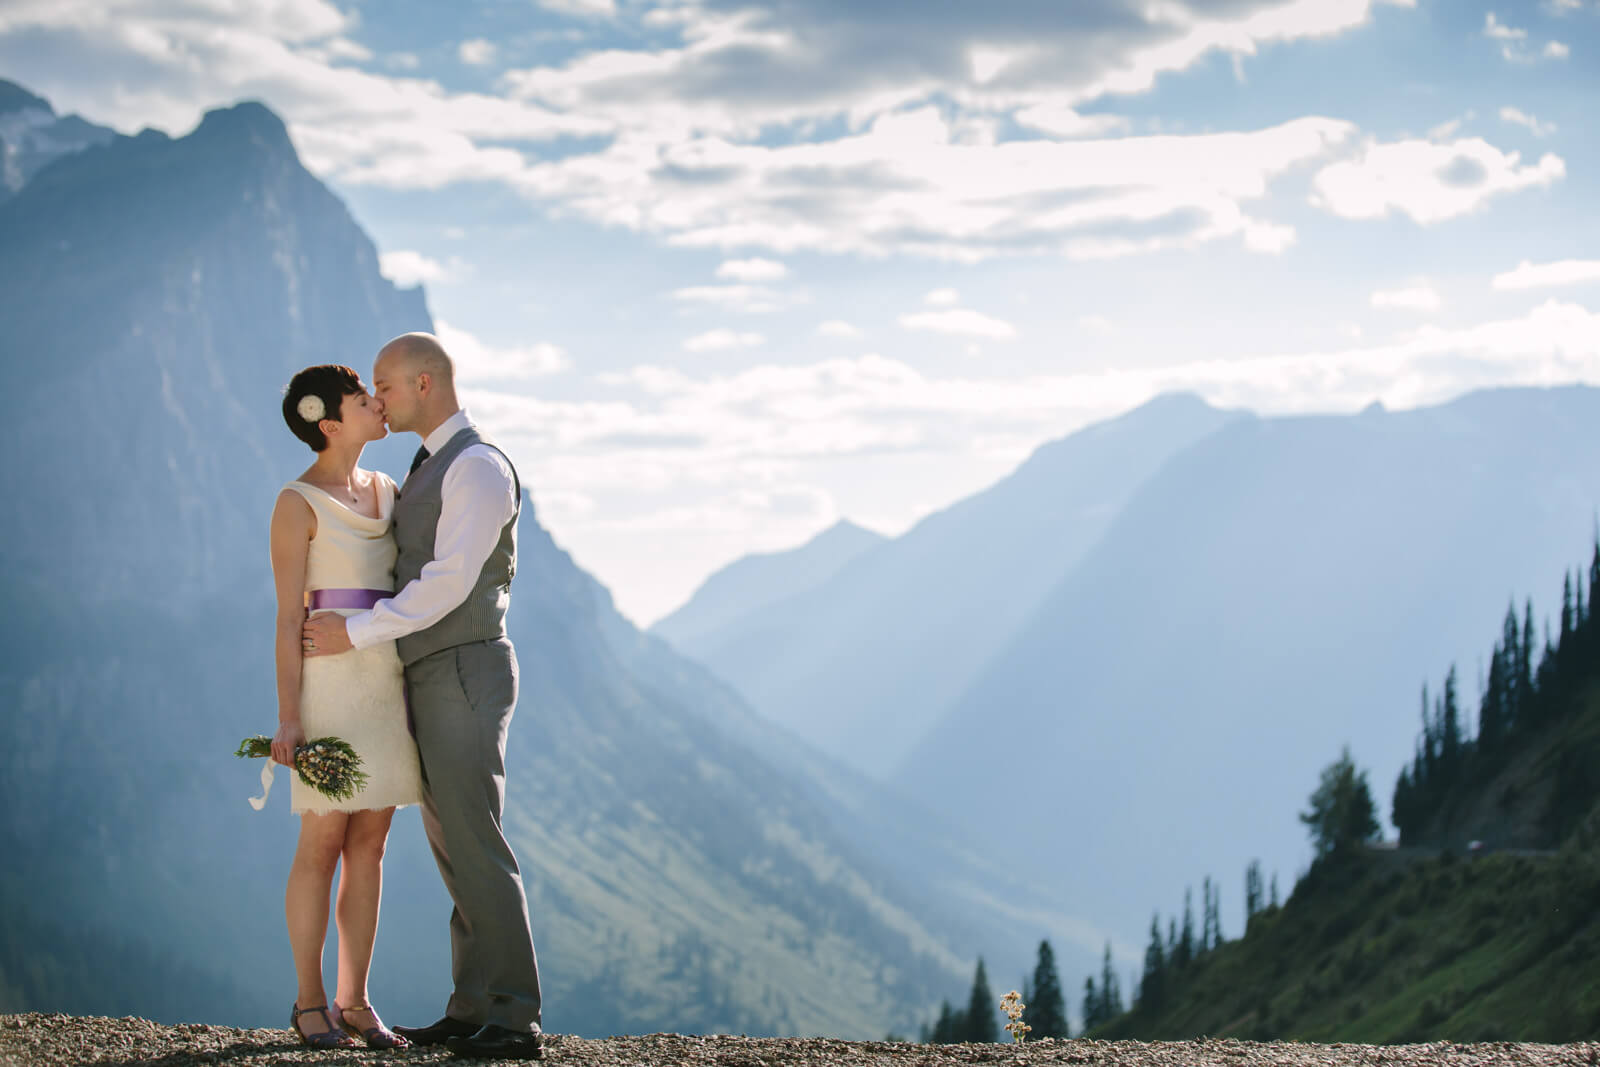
[235,735,369,804]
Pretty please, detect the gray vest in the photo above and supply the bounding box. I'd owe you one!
[393,425,520,666]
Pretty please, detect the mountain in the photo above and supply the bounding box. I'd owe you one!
[657,393,1244,779]
[0,79,114,202]
[894,387,1600,950]
[653,519,884,648]
[0,87,1092,1038]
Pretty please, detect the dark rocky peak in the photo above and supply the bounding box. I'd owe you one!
[190,100,295,157]
[0,78,52,115]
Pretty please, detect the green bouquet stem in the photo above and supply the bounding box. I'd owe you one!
[235,735,370,803]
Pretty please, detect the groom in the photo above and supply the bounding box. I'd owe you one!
[302,331,544,1061]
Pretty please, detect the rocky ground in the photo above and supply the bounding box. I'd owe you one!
[4,1015,1597,1067]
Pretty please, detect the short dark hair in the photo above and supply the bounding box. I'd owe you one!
[282,364,365,452]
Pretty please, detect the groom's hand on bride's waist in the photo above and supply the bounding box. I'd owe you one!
[302,612,354,657]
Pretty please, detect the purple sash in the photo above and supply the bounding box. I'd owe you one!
[306,588,390,610]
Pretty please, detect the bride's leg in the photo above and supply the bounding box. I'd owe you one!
[287,812,349,1010]
[333,806,396,1013]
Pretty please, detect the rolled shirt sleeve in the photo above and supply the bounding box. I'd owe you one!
[344,446,517,650]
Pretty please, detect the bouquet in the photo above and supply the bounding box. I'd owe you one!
[235,735,369,807]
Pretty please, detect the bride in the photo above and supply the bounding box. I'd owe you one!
[268,364,422,1049]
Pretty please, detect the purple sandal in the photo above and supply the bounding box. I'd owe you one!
[337,1001,410,1049]
[290,1003,358,1049]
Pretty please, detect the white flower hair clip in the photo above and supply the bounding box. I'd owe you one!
[296,394,327,422]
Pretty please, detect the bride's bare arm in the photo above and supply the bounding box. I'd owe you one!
[269,489,316,767]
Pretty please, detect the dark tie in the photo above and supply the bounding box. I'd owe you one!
[408,446,430,476]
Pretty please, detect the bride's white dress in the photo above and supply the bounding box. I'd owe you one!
[285,475,422,815]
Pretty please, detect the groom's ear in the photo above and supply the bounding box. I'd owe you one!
[415,371,432,398]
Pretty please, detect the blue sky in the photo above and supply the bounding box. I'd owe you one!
[5,0,1598,623]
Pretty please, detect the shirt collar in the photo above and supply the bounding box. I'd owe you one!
[422,409,472,456]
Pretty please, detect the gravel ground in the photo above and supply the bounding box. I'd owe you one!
[4,1015,1598,1067]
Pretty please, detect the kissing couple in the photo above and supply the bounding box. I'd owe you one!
[266,331,544,1059]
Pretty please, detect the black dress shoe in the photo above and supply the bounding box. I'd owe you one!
[446,1024,544,1060]
[392,1015,480,1046]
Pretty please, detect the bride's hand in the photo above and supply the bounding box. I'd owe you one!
[272,720,306,767]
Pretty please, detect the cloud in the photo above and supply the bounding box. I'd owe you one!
[1545,40,1570,58]
[436,319,570,381]
[518,108,1355,261]
[1492,260,1600,290]
[1078,314,1117,335]
[1484,12,1527,41]
[671,284,787,313]
[1312,136,1564,224]
[0,0,606,192]
[715,257,788,281]
[379,249,467,286]
[923,288,961,307]
[537,0,617,15]
[817,319,863,339]
[899,307,1018,340]
[684,328,765,351]
[1500,106,1556,137]
[458,39,498,66]
[1371,283,1441,311]
[386,52,421,71]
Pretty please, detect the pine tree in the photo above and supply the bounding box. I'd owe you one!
[1269,872,1279,909]
[1520,599,1536,716]
[1440,665,1463,782]
[1140,915,1166,1015]
[1178,887,1195,967]
[1029,940,1069,1039]
[1561,572,1575,649]
[1082,977,1101,1033]
[964,958,997,1043]
[1478,635,1507,754]
[929,1001,960,1044]
[1300,747,1381,859]
[1208,878,1224,947]
[1100,942,1124,1019]
[1244,860,1263,925]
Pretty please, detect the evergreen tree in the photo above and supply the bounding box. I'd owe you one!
[1244,860,1263,924]
[1166,917,1178,963]
[1175,887,1195,968]
[1520,599,1536,716]
[1208,878,1224,947]
[1300,747,1381,859]
[1478,635,1507,754]
[1099,942,1124,1019]
[1140,915,1166,1015]
[1269,872,1279,909]
[1082,977,1101,1033]
[1562,572,1575,648]
[964,958,997,1043]
[929,1001,960,1044]
[1029,940,1069,1039]
[1200,877,1215,952]
[1440,665,1463,781]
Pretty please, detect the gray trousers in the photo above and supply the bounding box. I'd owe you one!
[405,637,542,1033]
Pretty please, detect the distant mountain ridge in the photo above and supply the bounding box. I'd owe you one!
[659,392,1246,779]
[0,77,114,201]
[654,519,885,648]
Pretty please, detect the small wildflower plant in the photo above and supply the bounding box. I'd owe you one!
[235,735,369,803]
[1000,990,1030,1043]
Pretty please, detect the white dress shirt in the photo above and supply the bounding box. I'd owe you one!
[345,410,518,650]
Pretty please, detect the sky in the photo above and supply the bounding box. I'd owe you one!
[4,0,1599,625]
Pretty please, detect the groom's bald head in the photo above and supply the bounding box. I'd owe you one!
[378,331,455,385]
[373,331,460,436]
